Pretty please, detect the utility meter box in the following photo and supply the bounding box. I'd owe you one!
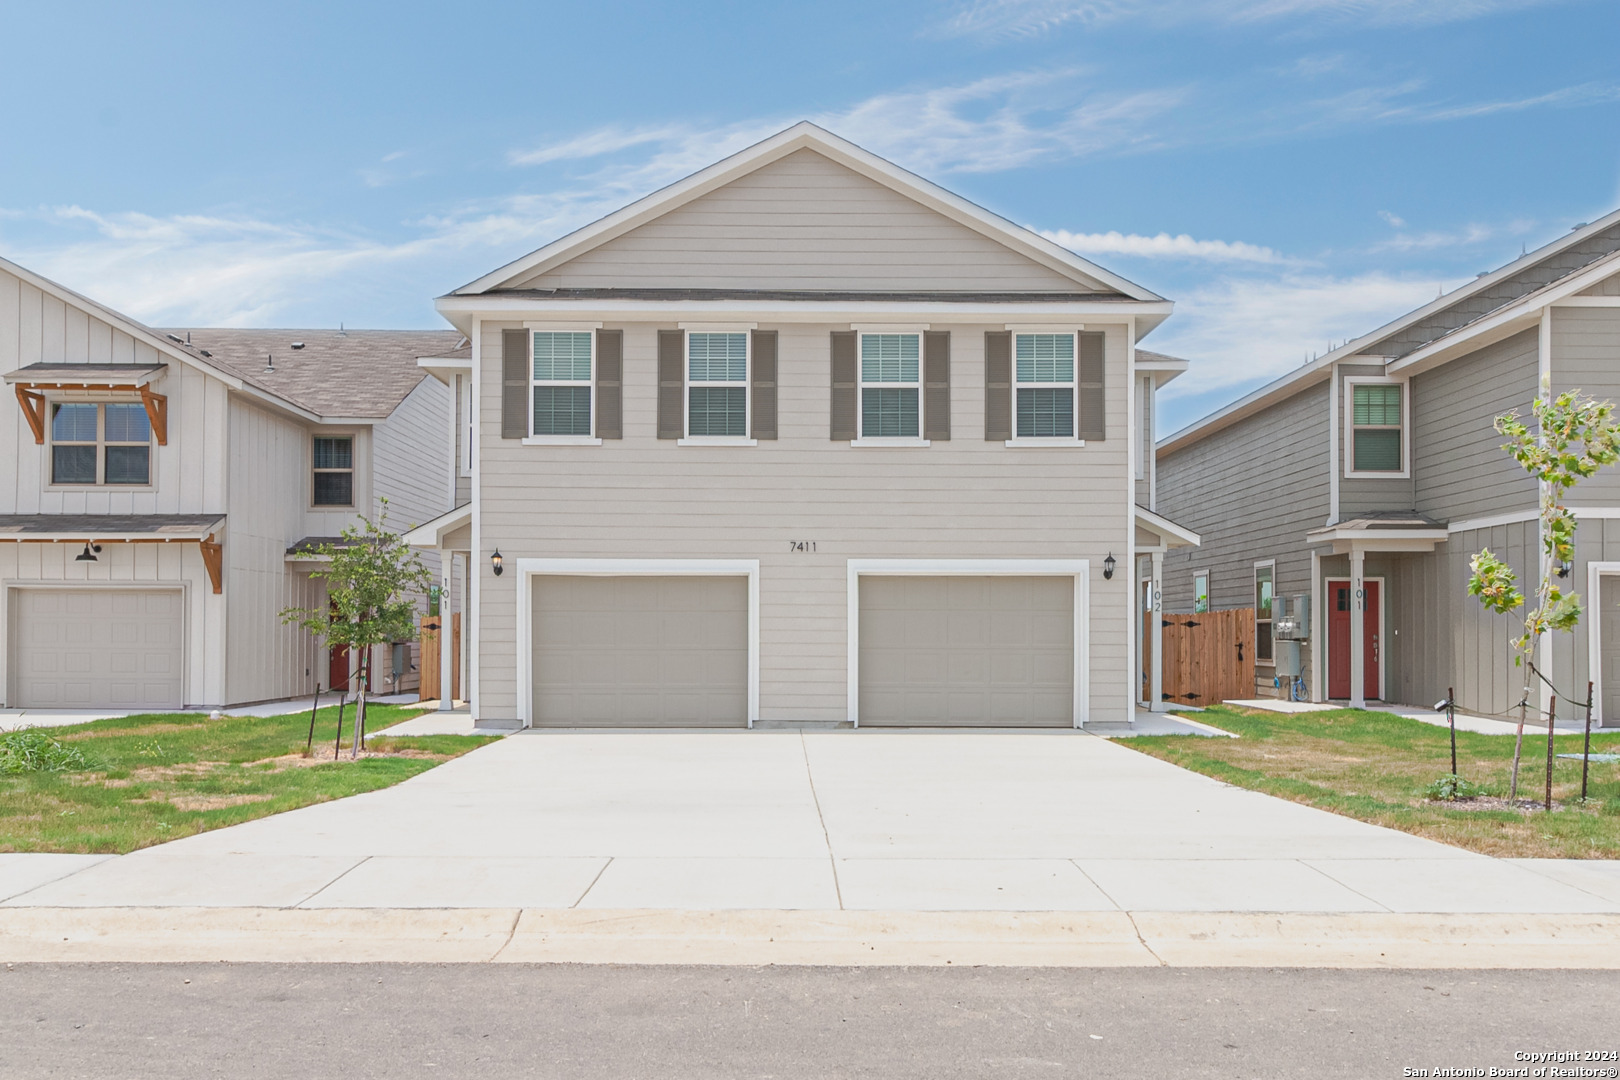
[1274,594,1311,640]
[1274,639,1304,678]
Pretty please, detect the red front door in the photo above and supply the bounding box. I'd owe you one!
[1327,579,1380,701]
[329,644,351,693]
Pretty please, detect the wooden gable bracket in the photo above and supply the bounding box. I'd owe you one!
[15,386,45,444]
[199,533,223,595]
[138,384,169,445]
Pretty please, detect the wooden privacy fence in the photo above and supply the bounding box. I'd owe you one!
[1160,607,1255,707]
[418,612,462,703]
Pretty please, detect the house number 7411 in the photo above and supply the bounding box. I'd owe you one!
[788,541,817,553]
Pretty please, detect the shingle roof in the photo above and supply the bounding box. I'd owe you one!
[1136,349,1187,365]
[157,328,466,419]
[0,513,224,536]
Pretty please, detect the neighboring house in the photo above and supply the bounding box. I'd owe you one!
[0,255,461,710]
[1156,209,1620,722]
[407,122,1198,728]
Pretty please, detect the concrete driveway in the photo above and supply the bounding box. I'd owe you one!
[5,729,1620,913]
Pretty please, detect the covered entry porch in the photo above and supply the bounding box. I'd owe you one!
[402,505,472,710]
[1134,505,1202,711]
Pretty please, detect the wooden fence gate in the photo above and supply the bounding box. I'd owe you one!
[418,612,461,703]
[1160,607,1255,707]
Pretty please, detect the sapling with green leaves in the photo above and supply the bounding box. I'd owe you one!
[1467,379,1620,799]
[281,499,432,757]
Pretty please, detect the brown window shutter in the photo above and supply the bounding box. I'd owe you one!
[984,331,1011,441]
[751,330,778,440]
[594,329,623,439]
[830,331,857,441]
[657,329,684,440]
[1078,330,1106,441]
[924,330,951,441]
[501,328,529,439]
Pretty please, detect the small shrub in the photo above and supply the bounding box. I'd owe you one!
[0,732,93,775]
[1423,773,1488,801]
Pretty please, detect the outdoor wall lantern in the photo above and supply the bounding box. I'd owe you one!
[1103,552,1116,580]
[490,549,504,576]
[75,542,102,563]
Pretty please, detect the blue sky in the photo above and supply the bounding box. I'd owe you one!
[1,0,1616,433]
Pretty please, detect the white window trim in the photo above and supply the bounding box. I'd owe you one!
[855,331,924,444]
[44,400,156,491]
[1191,567,1211,614]
[1343,375,1410,479]
[1253,559,1276,667]
[1588,562,1620,727]
[311,432,357,509]
[514,558,760,729]
[684,329,752,444]
[1010,331,1080,444]
[529,329,595,440]
[845,558,1091,729]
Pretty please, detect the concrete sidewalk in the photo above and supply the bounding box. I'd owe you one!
[4,729,1618,918]
[0,693,431,732]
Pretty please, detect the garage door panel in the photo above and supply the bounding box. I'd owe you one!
[860,576,1074,728]
[532,575,748,727]
[12,589,184,709]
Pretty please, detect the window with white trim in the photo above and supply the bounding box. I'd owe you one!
[532,331,593,437]
[687,332,748,437]
[1014,333,1075,439]
[312,436,354,506]
[859,333,921,438]
[50,402,151,486]
[1254,563,1274,663]
[1349,381,1403,473]
[1193,571,1209,614]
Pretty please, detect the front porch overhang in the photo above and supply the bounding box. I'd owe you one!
[402,504,472,551]
[1305,513,1448,555]
[1135,505,1201,552]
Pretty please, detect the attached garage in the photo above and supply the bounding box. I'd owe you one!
[856,574,1078,727]
[530,574,750,727]
[10,588,185,709]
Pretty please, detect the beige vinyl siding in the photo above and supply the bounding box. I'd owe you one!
[1411,327,1538,522]
[474,320,1131,724]
[1553,307,1620,505]
[375,376,453,532]
[0,542,222,707]
[510,150,1090,294]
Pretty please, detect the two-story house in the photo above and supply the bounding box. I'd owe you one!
[0,256,460,710]
[1156,209,1620,723]
[407,123,1198,728]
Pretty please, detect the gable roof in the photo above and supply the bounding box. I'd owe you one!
[1156,206,1620,457]
[451,122,1165,306]
[157,328,463,419]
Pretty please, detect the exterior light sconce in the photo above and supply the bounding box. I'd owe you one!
[1103,552,1116,580]
[76,542,103,563]
[490,549,504,576]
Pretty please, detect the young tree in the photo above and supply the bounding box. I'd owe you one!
[1468,379,1620,798]
[282,499,432,756]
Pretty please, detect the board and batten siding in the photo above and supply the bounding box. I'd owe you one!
[509,150,1091,294]
[474,320,1131,724]
[1158,380,1330,619]
[1410,328,1539,523]
[1553,306,1620,505]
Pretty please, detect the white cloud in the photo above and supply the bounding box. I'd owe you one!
[1042,228,1287,263]
[1378,210,1406,228]
[509,125,689,167]
[935,0,1568,39]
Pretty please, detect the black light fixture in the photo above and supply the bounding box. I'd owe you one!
[490,549,504,576]
[1103,552,1116,580]
[76,542,102,563]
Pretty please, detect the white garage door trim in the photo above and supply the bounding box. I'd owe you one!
[1587,560,1620,725]
[846,559,1090,729]
[515,558,760,728]
[5,581,190,710]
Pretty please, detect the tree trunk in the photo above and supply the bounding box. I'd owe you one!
[352,649,367,760]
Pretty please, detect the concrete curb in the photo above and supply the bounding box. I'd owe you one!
[5,908,1620,967]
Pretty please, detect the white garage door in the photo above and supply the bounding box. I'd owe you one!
[11,589,185,710]
[531,576,748,727]
[859,576,1074,727]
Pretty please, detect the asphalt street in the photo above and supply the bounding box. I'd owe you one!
[2,964,1614,1079]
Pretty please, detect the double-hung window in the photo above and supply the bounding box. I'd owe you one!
[1348,381,1404,474]
[50,402,151,486]
[687,332,748,437]
[1254,563,1274,664]
[532,331,593,437]
[1193,571,1210,614]
[1014,333,1075,439]
[859,333,921,438]
[312,436,354,506]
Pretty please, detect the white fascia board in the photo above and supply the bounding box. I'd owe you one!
[436,296,1170,322]
[402,503,473,549]
[416,356,473,387]
[452,122,1163,302]
[1134,505,1200,548]
[1388,247,1620,377]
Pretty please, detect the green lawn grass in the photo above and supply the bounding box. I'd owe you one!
[0,704,498,854]
[1125,704,1620,859]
